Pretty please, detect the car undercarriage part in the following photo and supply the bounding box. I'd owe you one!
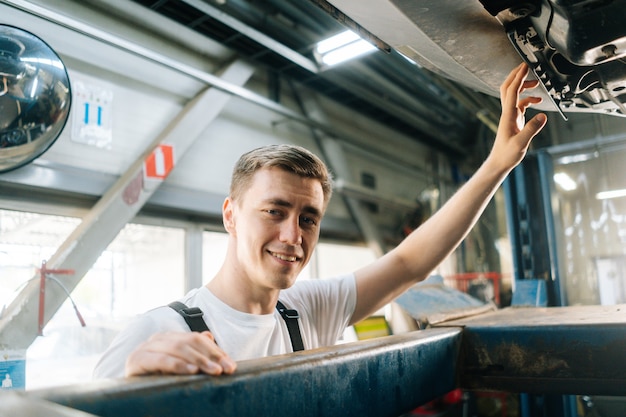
[481,0,626,119]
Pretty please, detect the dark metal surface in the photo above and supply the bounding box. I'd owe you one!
[331,0,626,119]
[439,304,626,395]
[33,328,462,417]
[503,1,626,118]
[13,304,626,416]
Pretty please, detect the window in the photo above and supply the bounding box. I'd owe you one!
[552,146,626,306]
[202,230,228,283]
[0,209,185,390]
[315,242,377,278]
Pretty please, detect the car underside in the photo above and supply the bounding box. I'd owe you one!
[325,0,626,120]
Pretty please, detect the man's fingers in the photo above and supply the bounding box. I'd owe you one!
[522,79,540,90]
[219,356,237,374]
[525,113,548,136]
[489,63,548,172]
[500,62,526,96]
[500,64,532,121]
[197,331,237,374]
[516,113,547,148]
[126,351,200,376]
[502,64,544,108]
[126,332,237,376]
[160,332,235,375]
[518,96,543,112]
[501,63,528,98]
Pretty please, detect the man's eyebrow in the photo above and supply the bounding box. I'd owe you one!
[266,198,322,218]
[303,205,322,218]
[266,198,292,208]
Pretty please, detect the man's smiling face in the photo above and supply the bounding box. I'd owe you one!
[224,166,324,292]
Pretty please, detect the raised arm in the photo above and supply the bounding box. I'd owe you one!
[350,63,548,324]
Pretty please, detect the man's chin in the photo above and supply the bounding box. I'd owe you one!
[278,277,297,290]
[273,273,299,290]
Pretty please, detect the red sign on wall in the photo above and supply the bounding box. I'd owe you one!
[144,144,175,180]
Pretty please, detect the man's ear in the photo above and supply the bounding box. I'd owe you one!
[222,197,236,235]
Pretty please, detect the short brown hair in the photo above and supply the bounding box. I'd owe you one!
[230,144,333,209]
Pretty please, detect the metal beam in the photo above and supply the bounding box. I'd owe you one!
[503,154,565,305]
[288,82,388,257]
[0,0,399,157]
[9,304,626,415]
[321,138,387,257]
[326,64,467,153]
[334,179,419,211]
[32,328,462,417]
[180,0,320,73]
[439,304,626,395]
[0,60,255,350]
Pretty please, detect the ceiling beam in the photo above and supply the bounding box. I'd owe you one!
[180,0,320,73]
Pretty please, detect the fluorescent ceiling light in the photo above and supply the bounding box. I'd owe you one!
[596,188,626,200]
[315,30,376,67]
[553,172,577,191]
[554,151,598,165]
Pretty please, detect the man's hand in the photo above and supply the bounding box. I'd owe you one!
[489,63,548,174]
[125,331,237,377]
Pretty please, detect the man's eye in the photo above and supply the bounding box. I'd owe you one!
[301,216,317,226]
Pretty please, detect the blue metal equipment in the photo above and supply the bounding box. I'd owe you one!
[25,328,462,417]
[1,301,623,417]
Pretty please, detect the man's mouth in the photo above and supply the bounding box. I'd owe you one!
[269,251,298,262]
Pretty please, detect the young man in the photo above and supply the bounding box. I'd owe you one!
[93,63,547,379]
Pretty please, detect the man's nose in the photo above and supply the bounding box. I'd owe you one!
[280,217,302,245]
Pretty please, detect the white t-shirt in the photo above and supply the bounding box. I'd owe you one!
[93,274,356,379]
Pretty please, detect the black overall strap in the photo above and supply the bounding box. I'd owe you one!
[276,300,305,352]
[168,301,210,332]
